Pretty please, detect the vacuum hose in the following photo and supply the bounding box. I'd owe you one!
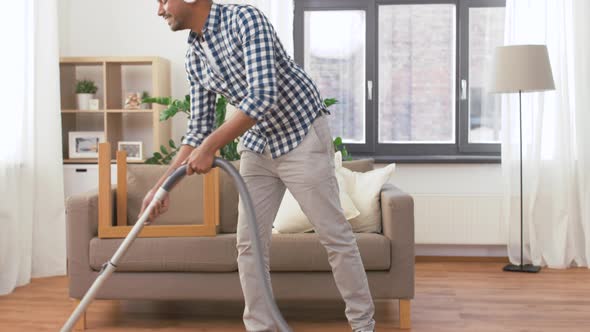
[61,157,291,332]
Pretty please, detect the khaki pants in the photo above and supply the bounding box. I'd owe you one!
[236,114,375,332]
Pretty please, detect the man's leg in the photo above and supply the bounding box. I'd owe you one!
[236,147,286,332]
[277,115,376,332]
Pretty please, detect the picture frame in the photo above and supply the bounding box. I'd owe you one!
[118,141,143,161]
[68,131,105,159]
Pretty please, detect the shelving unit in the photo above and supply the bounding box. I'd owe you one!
[59,56,171,164]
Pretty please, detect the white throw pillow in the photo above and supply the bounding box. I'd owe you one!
[273,152,361,233]
[337,163,396,233]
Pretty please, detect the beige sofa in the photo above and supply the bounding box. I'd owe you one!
[65,158,415,329]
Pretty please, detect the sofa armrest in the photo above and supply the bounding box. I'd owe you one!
[380,183,414,243]
[65,188,115,275]
[380,183,415,297]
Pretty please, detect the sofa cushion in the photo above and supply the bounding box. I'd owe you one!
[88,233,390,272]
[339,163,396,233]
[342,158,374,173]
[126,164,204,225]
[125,161,241,231]
[89,234,238,272]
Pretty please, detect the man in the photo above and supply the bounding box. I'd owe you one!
[141,1,376,331]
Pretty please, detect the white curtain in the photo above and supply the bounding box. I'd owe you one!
[0,0,66,295]
[216,0,294,56]
[502,0,590,268]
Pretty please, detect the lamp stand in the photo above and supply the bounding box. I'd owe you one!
[503,90,541,273]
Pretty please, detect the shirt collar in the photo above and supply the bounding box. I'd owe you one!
[187,3,221,44]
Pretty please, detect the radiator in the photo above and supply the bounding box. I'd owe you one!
[412,194,506,245]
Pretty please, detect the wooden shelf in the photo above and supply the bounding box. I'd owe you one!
[106,109,154,113]
[60,56,164,65]
[61,109,105,114]
[61,109,154,114]
[63,158,147,164]
[59,56,171,164]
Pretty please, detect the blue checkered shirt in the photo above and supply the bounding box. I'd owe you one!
[182,3,327,158]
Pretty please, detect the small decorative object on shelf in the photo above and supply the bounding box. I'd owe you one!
[88,99,100,111]
[118,141,143,161]
[69,131,105,159]
[124,92,141,110]
[75,79,98,110]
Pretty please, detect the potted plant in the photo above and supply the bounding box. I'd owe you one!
[75,79,98,110]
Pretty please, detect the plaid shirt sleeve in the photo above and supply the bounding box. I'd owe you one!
[181,79,217,148]
[236,6,278,121]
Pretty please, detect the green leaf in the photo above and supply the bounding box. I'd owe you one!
[160,105,179,121]
[333,136,343,146]
[153,152,163,159]
[215,95,228,129]
[143,96,171,106]
[324,98,338,108]
[169,139,176,149]
[171,99,183,108]
[160,146,169,155]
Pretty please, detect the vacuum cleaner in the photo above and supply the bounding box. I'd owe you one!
[61,157,291,332]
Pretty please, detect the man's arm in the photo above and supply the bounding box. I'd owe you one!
[235,6,278,122]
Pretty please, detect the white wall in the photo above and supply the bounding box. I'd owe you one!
[58,0,506,254]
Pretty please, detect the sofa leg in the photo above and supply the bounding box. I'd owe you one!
[399,299,411,329]
[70,298,86,331]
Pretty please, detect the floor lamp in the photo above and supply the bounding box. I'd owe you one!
[491,45,555,273]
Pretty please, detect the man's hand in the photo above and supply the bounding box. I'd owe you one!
[184,144,215,176]
[183,110,257,176]
[139,188,170,225]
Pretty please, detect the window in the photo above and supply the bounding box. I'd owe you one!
[304,10,366,144]
[294,0,506,162]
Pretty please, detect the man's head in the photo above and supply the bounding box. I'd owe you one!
[157,0,212,32]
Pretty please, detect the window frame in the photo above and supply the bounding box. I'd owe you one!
[294,0,375,153]
[458,0,505,154]
[294,0,505,163]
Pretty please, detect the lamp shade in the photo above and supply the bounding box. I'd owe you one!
[491,45,555,93]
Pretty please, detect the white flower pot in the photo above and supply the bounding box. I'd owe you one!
[76,93,93,110]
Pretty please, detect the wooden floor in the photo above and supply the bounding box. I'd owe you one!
[1,262,589,331]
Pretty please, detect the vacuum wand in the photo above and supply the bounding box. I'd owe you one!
[61,157,291,332]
